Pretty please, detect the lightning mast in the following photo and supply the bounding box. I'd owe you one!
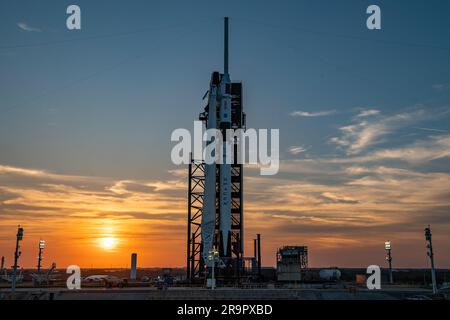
[219,17,232,257]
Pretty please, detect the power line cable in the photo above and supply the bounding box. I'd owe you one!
[0,17,215,50]
[234,18,450,52]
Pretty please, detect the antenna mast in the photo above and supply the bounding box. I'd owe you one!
[224,17,229,75]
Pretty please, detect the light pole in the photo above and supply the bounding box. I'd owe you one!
[425,225,438,294]
[37,240,45,273]
[385,241,393,284]
[12,225,24,293]
[208,247,219,290]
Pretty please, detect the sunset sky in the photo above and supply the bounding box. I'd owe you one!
[1,0,450,269]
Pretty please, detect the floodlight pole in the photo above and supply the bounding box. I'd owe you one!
[37,247,42,273]
[37,240,44,273]
[387,251,393,284]
[211,258,215,290]
[385,241,393,284]
[425,225,438,294]
[12,225,23,293]
[208,247,218,290]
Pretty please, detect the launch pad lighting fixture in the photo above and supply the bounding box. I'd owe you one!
[207,247,219,290]
[385,240,393,284]
[208,247,219,261]
[385,241,391,250]
[39,240,45,249]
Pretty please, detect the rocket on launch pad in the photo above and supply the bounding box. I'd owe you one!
[201,17,234,263]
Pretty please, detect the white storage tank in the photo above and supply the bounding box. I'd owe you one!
[319,268,341,281]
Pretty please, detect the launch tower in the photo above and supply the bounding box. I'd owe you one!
[187,17,245,283]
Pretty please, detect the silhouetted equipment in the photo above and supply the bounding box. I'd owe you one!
[0,256,4,272]
[130,253,137,280]
[276,246,308,282]
[257,234,262,278]
[253,238,257,274]
[31,262,58,286]
[385,241,393,284]
[248,235,262,278]
[425,225,438,294]
[187,17,245,283]
[12,225,24,293]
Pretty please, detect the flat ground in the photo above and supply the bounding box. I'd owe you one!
[0,285,435,300]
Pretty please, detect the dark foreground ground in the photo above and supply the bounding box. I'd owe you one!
[0,285,446,300]
[1,267,449,300]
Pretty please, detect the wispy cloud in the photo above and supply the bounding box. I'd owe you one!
[17,22,41,32]
[414,127,448,133]
[330,109,428,155]
[370,135,450,163]
[0,164,188,267]
[432,83,450,91]
[0,165,45,176]
[290,110,336,117]
[355,109,380,118]
[244,159,450,267]
[325,134,450,164]
[321,192,359,204]
[330,120,388,154]
[288,146,308,155]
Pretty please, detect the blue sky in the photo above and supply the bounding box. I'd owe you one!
[0,0,450,267]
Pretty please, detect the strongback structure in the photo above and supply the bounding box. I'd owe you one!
[187,17,245,283]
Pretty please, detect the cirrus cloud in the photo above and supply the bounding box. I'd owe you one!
[17,22,42,32]
[290,110,336,117]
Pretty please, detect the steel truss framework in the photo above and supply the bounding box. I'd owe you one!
[186,158,244,282]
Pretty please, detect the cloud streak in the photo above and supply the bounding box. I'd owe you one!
[290,110,336,117]
[17,22,41,32]
[326,134,450,164]
[330,109,434,155]
[288,146,308,155]
[355,109,380,118]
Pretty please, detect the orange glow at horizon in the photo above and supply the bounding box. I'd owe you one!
[1,164,450,269]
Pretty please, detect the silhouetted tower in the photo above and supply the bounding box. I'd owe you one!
[425,225,437,294]
[12,225,24,293]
